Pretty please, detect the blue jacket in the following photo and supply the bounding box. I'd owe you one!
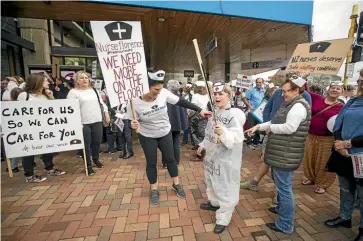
[334,97,363,154]
[262,89,312,122]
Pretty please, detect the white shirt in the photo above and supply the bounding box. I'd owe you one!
[67,88,108,124]
[127,88,179,138]
[338,96,349,104]
[191,93,209,110]
[17,92,48,101]
[259,103,307,134]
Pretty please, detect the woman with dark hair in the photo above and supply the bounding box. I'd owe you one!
[17,74,66,183]
[324,70,363,241]
[161,79,188,168]
[129,70,211,205]
[53,77,70,99]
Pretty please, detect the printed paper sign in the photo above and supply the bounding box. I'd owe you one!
[352,153,363,178]
[91,21,149,107]
[286,38,353,75]
[1,100,84,158]
[251,100,267,123]
[236,74,252,89]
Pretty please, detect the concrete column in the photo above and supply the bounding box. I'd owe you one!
[225,62,230,83]
[17,18,51,76]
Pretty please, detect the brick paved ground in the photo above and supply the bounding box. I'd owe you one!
[1,143,360,241]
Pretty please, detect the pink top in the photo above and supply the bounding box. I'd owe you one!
[308,91,343,136]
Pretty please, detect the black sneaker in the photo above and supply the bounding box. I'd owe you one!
[122,151,134,159]
[103,150,116,154]
[172,183,186,199]
[25,175,47,183]
[150,189,160,205]
[200,201,220,211]
[47,169,66,176]
[87,167,95,176]
[93,160,104,168]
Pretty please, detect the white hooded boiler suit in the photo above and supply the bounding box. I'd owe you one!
[199,107,246,226]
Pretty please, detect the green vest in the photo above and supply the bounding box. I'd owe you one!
[264,96,311,170]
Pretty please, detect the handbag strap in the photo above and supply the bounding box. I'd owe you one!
[312,102,340,119]
[92,88,102,106]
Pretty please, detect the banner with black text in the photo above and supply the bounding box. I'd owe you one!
[91,21,149,107]
[1,100,84,158]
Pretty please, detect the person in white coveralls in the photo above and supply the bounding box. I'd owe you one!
[197,83,246,234]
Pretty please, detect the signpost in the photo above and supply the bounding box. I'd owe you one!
[241,59,288,70]
[184,70,194,78]
[204,37,218,57]
[91,21,149,108]
[286,38,353,75]
[347,63,354,78]
[1,100,86,176]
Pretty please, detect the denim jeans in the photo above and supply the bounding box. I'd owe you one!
[338,176,363,227]
[182,128,189,144]
[119,120,133,153]
[11,158,19,169]
[106,127,121,152]
[272,167,294,233]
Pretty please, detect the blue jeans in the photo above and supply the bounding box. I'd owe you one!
[272,167,294,234]
[106,127,121,152]
[182,128,189,144]
[11,158,19,169]
[119,120,133,153]
[339,176,363,227]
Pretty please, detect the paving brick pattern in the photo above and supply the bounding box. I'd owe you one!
[1,143,360,241]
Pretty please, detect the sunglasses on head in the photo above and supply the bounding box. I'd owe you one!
[330,81,344,87]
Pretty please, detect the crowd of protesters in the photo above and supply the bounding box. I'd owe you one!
[1,68,363,238]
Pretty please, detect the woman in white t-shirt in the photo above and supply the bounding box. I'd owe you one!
[67,71,110,176]
[17,74,66,183]
[129,70,210,205]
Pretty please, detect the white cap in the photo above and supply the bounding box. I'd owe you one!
[290,75,306,87]
[186,83,192,88]
[268,83,275,89]
[148,70,165,81]
[195,81,206,87]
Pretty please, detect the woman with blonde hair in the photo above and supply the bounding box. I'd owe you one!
[17,74,66,182]
[198,83,246,233]
[67,71,110,176]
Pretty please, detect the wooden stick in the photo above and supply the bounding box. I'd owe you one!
[82,148,88,176]
[6,158,13,177]
[130,99,139,133]
[192,39,216,124]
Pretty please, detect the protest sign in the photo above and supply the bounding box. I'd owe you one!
[251,100,267,123]
[236,74,252,89]
[91,21,149,107]
[286,38,353,75]
[1,100,84,158]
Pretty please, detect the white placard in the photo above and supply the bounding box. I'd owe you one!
[236,74,252,89]
[352,153,363,178]
[250,100,267,123]
[91,21,149,108]
[347,63,354,78]
[61,70,76,80]
[1,100,84,158]
[94,79,104,91]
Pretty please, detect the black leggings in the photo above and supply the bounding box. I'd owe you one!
[139,132,178,184]
[83,122,103,167]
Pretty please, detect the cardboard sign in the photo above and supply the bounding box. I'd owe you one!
[91,21,149,107]
[236,74,252,89]
[352,153,363,178]
[286,38,353,75]
[1,100,84,158]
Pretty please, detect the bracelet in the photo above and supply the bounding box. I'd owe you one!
[344,140,352,149]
